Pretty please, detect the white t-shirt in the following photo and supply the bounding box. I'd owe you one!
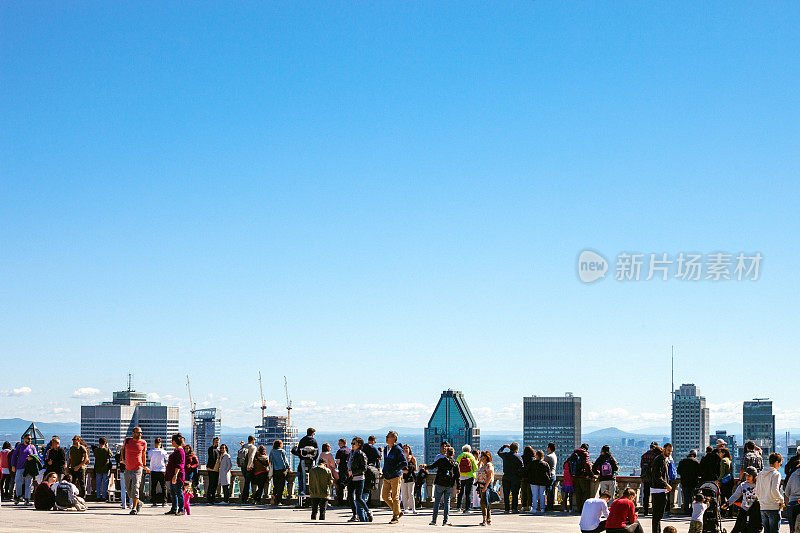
[546,452,558,477]
[148,448,169,472]
[579,497,609,531]
[650,488,667,494]
[691,501,707,522]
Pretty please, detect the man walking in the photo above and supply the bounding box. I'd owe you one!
[381,431,408,524]
[568,443,595,513]
[649,443,673,533]
[639,442,660,516]
[498,442,524,513]
[592,445,619,500]
[206,437,220,504]
[677,450,700,515]
[123,426,147,515]
[11,433,38,505]
[238,436,257,504]
[148,437,169,505]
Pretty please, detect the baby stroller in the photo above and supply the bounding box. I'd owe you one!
[698,482,727,533]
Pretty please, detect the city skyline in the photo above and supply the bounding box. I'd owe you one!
[3,3,799,435]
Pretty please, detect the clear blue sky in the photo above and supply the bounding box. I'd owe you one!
[2,2,799,432]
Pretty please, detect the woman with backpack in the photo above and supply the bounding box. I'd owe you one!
[426,446,459,526]
[562,457,575,513]
[476,450,495,526]
[527,449,552,514]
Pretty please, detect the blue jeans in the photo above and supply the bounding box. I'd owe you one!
[170,482,184,513]
[349,479,369,521]
[530,484,546,513]
[432,485,452,524]
[14,470,33,500]
[761,509,780,533]
[95,473,109,501]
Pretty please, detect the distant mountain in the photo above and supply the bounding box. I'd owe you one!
[584,427,635,439]
[0,418,81,441]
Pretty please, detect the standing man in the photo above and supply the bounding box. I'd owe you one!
[592,445,619,500]
[677,450,700,515]
[335,438,351,507]
[147,437,169,506]
[755,452,784,533]
[295,428,319,499]
[382,431,408,524]
[649,443,673,533]
[123,426,147,515]
[568,443,595,514]
[206,436,220,505]
[11,433,38,505]
[92,437,113,503]
[639,442,660,516]
[497,442,524,513]
[239,436,257,503]
[741,441,764,478]
[362,435,381,507]
[544,443,558,512]
[44,436,66,480]
[66,436,89,498]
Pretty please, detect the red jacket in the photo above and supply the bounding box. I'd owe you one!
[606,498,637,528]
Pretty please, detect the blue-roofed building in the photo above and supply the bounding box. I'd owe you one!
[424,389,480,465]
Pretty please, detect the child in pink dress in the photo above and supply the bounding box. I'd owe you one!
[183,482,193,515]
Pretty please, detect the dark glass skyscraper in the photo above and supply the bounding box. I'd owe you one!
[424,389,480,464]
[523,393,581,469]
[743,398,775,457]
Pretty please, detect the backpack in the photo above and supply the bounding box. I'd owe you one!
[365,465,380,490]
[600,460,613,477]
[567,453,583,477]
[668,459,678,481]
[641,454,653,481]
[237,446,249,469]
[55,482,75,508]
[459,455,472,474]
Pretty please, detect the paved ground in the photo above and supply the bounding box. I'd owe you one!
[0,501,745,533]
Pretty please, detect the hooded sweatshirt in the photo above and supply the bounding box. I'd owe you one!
[784,469,800,504]
[755,466,783,510]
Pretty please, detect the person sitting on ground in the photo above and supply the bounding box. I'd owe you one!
[309,458,334,520]
[605,487,644,533]
[579,491,611,533]
[33,472,58,510]
[53,473,87,511]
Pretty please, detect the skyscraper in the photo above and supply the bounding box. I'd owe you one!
[523,393,581,469]
[424,389,480,465]
[256,415,299,469]
[743,398,775,457]
[193,408,221,465]
[81,383,179,454]
[671,383,710,460]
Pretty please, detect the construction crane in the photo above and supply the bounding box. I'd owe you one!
[258,371,267,423]
[284,376,292,426]
[186,375,197,452]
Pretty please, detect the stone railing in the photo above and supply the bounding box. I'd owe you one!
[80,467,688,511]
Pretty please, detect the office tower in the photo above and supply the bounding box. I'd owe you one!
[424,389,480,465]
[743,398,775,456]
[671,383,710,460]
[256,415,299,469]
[193,408,221,465]
[81,382,179,455]
[523,393,581,469]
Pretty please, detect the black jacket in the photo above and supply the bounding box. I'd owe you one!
[699,452,721,482]
[336,447,351,474]
[650,454,670,490]
[677,456,701,488]
[349,449,367,478]
[206,446,219,469]
[429,456,459,487]
[45,447,66,474]
[497,446,524,479]
[527,458,552,486]
[592,452,619,481]
[362,443,381,467]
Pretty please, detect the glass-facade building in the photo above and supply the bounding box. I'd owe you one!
[671,383,710,460]
[424,389,480,465]
[194,408,221,465]
[743,399,775,458]
[256,415,299,470]
[523,393,581,470]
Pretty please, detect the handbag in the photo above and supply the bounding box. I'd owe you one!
[486,481,501,503]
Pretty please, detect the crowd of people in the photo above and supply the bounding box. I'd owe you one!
[4,428,800,532]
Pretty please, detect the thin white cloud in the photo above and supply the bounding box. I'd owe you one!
[71,387,101,398]
[0,386,32,397]
[53,407,71,414]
